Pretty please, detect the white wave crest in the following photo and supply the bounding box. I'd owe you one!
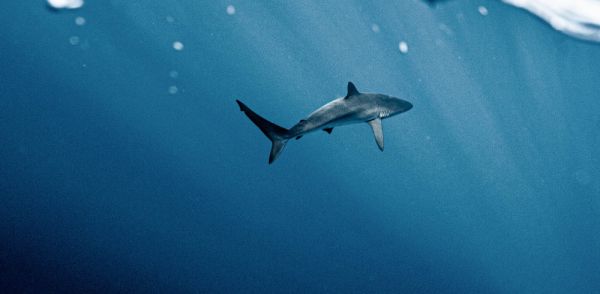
[503,0,600,42]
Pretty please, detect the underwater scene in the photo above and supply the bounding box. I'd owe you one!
[1,0,600,292]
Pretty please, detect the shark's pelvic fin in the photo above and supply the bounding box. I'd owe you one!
[345,82,360,98]
[323,128,333,134]
[368,118,384,151]
[236,100,290,164]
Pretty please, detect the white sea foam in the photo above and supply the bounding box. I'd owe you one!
[502,0,600,42]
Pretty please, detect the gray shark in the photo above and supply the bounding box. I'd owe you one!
[236,82,413,164]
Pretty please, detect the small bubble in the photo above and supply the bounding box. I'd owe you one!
[75,16,86,26]
[574,170,591,185]
[226,5,236,15]
[371,24,380,33]
[172,41,184,51]
[169,70,179,79]
[168,86,178,95]
[438,23,453,35]
[478,6,488,16]
[166,16,175,23]
[79,39,89,50]
[69,36,80,45]
[398,41,408,53]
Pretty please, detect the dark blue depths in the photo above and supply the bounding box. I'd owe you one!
[1,0,599,293]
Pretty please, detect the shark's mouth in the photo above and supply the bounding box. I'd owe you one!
[379,110,392,118]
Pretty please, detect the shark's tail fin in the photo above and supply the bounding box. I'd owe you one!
[236,100,290,164]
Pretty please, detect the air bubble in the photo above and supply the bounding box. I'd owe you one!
[75,16,86,26]
[69,36,80,45]
[226,5,236,15]
[398,41,408,53]
[478,6,489,16]
[172,41,184,51]
[371,24,380,33]
[574,170,591,185]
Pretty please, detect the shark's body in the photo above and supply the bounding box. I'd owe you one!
[236,82,413,164]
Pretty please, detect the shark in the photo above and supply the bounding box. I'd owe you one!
[236,82,413,164]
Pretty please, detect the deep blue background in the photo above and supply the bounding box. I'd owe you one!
[1,0,599,292]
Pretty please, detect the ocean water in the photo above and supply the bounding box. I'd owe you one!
[1,0,599,293]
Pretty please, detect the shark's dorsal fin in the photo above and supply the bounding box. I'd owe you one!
[323,128,333,134]
[368,118,384,151]
[345,82,360,98]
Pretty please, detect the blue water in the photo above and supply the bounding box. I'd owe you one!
[1,0,599,293]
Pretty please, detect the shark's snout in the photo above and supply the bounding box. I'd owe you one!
[404,101,413,112]
[388,97,413,114]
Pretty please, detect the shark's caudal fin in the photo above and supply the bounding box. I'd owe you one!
[236,100,290,164]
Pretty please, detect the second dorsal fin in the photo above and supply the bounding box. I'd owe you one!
[345,82,360,98]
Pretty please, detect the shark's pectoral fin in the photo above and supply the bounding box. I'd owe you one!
[323,128,333,134]
[368,118,384,151]
[296,136,303,140]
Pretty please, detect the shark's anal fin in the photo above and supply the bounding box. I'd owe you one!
[345,82,360,99]
[368,118,384,151]
[323,128,333,134]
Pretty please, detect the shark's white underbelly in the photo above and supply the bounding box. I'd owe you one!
[298,110,375,135]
